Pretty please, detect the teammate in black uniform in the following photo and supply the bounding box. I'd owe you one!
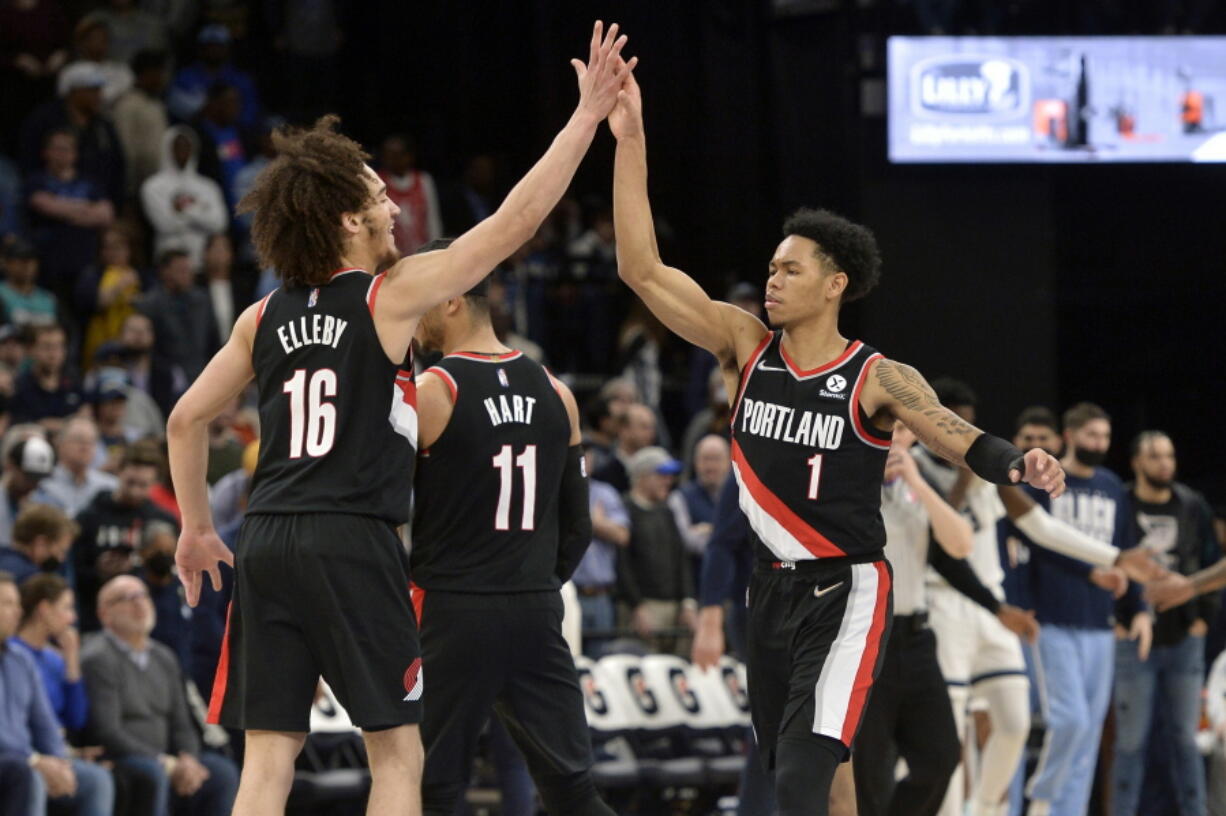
[165,23,635,816]
[608,72,1066,816]
[410,247,613,816]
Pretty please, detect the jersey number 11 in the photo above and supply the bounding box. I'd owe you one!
[492,445,537,531]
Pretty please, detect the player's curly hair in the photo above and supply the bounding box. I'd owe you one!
[782,208,882,303]
[238,115,373,288]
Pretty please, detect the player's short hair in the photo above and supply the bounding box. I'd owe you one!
[413,237,493,311]
[1063,402,1110,432]
[239,115,375,288]
[781,208,882,303]
[584,395,616,430]
[13,504,75,547]
[1014,405,1059,435]
[930,377,977,410]
[1129,430,1171,459]
[20,573,69,621]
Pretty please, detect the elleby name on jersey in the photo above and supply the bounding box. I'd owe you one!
[483,394,538,427]
[737,397,846,450]
[275,314,349,355]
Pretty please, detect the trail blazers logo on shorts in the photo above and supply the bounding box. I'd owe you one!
[403,658,423,702]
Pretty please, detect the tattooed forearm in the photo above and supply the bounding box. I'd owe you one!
[874,359,981,461]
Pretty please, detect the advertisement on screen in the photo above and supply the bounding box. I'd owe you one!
[887,37,1226,163]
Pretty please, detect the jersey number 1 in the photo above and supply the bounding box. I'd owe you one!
[492,445,537,531]
[284,369,337,458]
[807,454,824,501]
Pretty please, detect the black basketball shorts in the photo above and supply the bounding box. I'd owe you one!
[747,557,893,769]
[207,513,423,732]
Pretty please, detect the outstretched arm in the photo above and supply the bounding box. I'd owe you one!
[862,359,1065,498]
[375,22,634,342]
[610,71,767,373]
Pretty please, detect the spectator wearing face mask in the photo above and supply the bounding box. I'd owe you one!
[0,504,75,585]
[72,441,177,631]
[137,520,190,676]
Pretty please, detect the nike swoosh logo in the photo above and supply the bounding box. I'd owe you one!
[814,581,844,599]
[757,360,787,372]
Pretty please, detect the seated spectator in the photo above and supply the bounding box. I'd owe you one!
[0,433,56,549]
[20,62,125,210]
[0,503,74,585]
[87,358,164,440]
[210,439,257,534]
[58,17,133,109]
[11,323,84,433]
[137,520,191,674]
[203,233,237,341]
[618,447,696,655]
[378,133,442,255]
[76,225,147,368]
[571,447,629,657]
[0,571,114,816]
[582,394,623,475]
[114,312,175,419]
[32,415,117,517]
[169,24,261,129]
[82,0,167,65]
[90,372,140,471]
[191,82,249,211]
[0,238,58,327]
[593,401,657,493]
[23,126,115,302]
[112,49,169,198]
[14,573,89,732]
[670,434,730,577]
[0,323,27,372]
[679,367,730,475]
[82,574,238,816]
[141,126,227,271]
[138,250,218,392]
[73,441,177,631]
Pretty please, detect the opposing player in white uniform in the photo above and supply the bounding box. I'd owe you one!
[915,433,1030,816]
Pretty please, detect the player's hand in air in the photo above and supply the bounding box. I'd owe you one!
[1115,546,1167,584]
[1089,566,1128,599]
[607,65,643,140]
[996,604,1039,644]
[176,529,234,607]
[1145,572,1197,612]
[1011,448,1065,498]
[571,21,636,123]
[691,606,726,671]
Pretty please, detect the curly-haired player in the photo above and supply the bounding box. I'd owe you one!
[166,22,634,816]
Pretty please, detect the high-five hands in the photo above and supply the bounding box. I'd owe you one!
[572,22,637,122]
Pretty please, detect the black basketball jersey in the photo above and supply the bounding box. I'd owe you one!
[410,351,571,592]
[730,332,892,562]
[246,269,416,524]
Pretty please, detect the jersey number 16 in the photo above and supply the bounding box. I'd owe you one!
[283,369,337,458]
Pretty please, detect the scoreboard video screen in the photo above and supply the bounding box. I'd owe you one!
[887,37,1226,163]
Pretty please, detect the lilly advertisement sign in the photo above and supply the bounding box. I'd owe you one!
[888,37,1226,163]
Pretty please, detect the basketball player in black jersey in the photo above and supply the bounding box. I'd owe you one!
[409,240,613,816]
[607,72,1065,816]
[165,23,634,816]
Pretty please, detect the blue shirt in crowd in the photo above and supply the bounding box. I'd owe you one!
[679,480,718,529]
[1012,467,1137,629]
[9,636,89,732]
[570,480,627,589]
[0,639,66,759]
[0,548,38,584]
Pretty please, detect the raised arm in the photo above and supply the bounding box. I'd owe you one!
[609,71,767,372]
[861,359,1065,498]
[373,22,633,345]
